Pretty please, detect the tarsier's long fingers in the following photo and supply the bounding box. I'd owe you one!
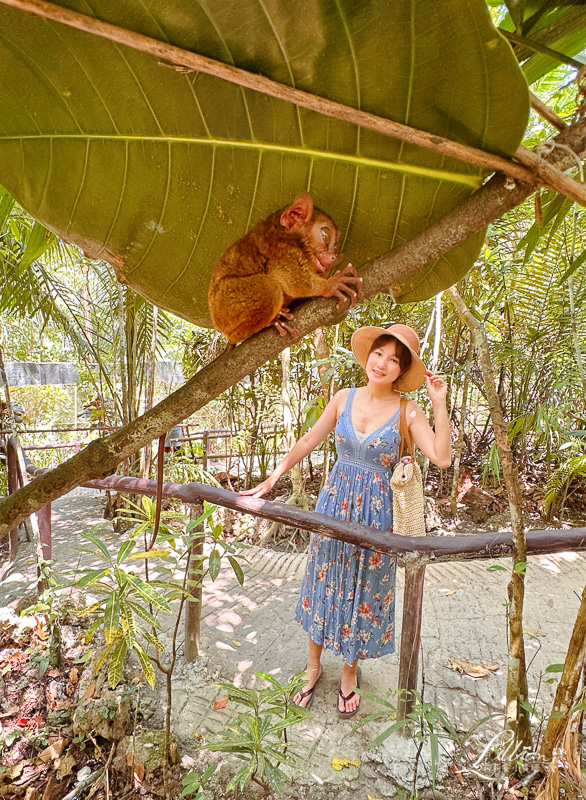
[278,307,294,320]
[326,263,364,309]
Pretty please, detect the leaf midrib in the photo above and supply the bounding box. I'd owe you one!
[1,134,482,187]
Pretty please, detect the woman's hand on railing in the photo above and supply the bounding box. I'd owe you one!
[239,477,276,498]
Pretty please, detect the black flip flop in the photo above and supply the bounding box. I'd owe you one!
[293,669,322,710]
[337,666,361,719]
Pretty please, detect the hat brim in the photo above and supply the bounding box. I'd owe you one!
[351,326,427,392]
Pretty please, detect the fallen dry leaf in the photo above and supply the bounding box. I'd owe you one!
[446,657,499,679]
[46,669,61,678]
[232,640,242,647]
[81,683,95,701]
[34,618,48,642]
[523,627,546,638]
[39,738,68,763]
[444,589,457,596]
[367,796,383,800]
[192,732,206,743]
[126,754,145,782]
[214,696,228,710]
[0,706,18,719]
[331,757,359,771]
[56,753,76,781]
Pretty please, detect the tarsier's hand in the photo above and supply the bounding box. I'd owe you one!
[323,263,364,310]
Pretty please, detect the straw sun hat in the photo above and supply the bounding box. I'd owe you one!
[350,324,427,392]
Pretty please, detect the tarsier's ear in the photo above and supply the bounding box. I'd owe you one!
[280,192,314,230]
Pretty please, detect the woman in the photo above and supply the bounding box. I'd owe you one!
[241,324,451,717]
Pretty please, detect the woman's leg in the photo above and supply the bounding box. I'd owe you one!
[338,658,360,714]
[293,637,323,707]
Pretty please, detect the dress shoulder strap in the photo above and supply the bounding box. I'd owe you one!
[342,387,356,416]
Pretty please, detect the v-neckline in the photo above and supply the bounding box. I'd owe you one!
[348,388,401,444]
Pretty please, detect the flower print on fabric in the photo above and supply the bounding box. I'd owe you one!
[294,388,399,664]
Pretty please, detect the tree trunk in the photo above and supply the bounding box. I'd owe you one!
[2,120,586,539]
[312,327,335,487]
[450,341,472,516]
[140,306,158,480]
[539,584,586,764]
[448,287,532,767]
[259,348,308,545]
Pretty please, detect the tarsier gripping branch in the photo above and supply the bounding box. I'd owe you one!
[207,193,364,349]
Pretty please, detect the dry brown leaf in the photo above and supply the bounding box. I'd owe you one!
[0,706,18,719]
[10,761,25,780]
[214,696,228,710]
[81,682,95,700]
[46,669,61,678]
[192,732,206,743]
[56,753,76,781]
[34,618,48,642]
[38,738,68,763]
[126,754,145,782]
[446,657,499,679]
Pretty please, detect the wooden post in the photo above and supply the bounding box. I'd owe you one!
[185,502,205,662]
[397,559,426,724]
[6,438,19,560]
[37,503,52,562]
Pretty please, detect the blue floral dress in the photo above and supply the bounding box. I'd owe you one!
[294,388,400,664]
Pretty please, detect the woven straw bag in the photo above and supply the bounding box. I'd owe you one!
[391,397,426,537]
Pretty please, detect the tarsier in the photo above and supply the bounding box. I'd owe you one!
[207,192,363,349]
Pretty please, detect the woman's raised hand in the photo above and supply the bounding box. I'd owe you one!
[240,477,276,498]
[425,369,448,403]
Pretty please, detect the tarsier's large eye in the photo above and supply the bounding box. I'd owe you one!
[320,227,330,247]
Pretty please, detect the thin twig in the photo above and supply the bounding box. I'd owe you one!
[530,93,567,132]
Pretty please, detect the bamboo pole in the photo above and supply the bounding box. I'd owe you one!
[4,0,586,206]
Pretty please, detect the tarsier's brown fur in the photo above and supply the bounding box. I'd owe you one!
[208,192,363,347]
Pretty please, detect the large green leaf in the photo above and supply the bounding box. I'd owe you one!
[0,0,528,321]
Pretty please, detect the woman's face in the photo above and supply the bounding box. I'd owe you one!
[366,340,402,388]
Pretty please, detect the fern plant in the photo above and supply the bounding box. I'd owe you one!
[544,453,586,519]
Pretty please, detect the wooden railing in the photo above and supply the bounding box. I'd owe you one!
[8,437,586,718]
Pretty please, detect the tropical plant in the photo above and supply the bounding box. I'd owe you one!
[74,528,173,689]
[200,672,311,795]
[180,762,218,799]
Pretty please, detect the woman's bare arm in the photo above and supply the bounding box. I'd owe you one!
[240,389,349,497]
[407,372,451,469]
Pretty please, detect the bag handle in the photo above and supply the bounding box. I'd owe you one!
[398,396,415,459]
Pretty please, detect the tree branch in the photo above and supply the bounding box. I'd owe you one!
[3,0,586,207]
[530,92,567,132]
[2,119,586,540]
